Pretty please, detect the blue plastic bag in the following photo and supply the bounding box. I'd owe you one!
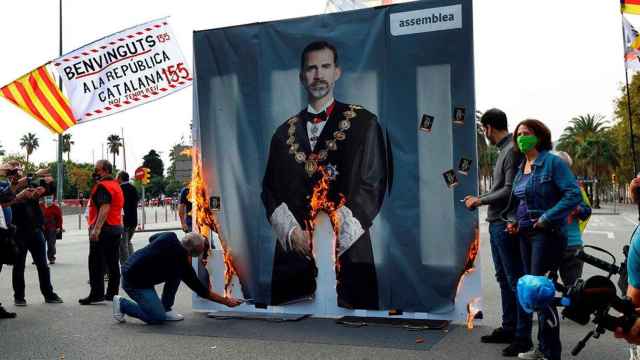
[517,275,556,313]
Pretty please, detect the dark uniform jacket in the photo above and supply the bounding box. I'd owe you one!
[262,101,388,309]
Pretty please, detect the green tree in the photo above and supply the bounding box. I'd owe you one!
[142,149,164,177]
[19,132,39,164]
[475,110,499,192]
[613,73,640,184]
[164,177,184,198]
[62,133,74,161]
[107,134,122,168]
[68,164,93,196]
[44,160,95,199]
[612,72,640,183]
[146,176,166,198]
[1,153,35,174]
[0,142,5,157]
[556,114,610,177]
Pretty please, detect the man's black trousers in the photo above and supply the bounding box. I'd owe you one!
[88,229,120,298]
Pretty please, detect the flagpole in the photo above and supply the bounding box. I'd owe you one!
[622,11,640,221]
[624,68,638,175]
[56,0,64,205]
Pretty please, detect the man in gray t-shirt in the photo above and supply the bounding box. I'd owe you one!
[464,109,532,357]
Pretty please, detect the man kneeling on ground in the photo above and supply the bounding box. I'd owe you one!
[113,231,241,324]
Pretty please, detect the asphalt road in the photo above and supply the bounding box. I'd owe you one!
[0,204,637,359]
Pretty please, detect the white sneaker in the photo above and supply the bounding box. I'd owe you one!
[112,295,125,323]
[518,347,545,360]
[165,310,184,321]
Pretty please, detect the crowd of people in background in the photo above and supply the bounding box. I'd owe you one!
[0,158,239,323]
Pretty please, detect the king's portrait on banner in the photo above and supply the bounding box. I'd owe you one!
[261,41,388,309]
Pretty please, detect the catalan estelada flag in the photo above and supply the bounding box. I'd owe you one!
[623,16,640,69]
[0,64,77,134]
[622,0,640,15]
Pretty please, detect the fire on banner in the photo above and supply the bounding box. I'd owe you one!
[0,17,191,134]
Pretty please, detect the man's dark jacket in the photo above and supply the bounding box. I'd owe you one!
[262,101,388,309]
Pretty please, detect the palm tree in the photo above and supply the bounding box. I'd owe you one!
[62,133,74,161]
[557,114,610,177]
[19,133,39,164]
[557,114,620,208]
[106,134,122,168]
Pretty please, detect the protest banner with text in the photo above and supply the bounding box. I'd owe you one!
[53,17,191,123]
[0,17,192,134]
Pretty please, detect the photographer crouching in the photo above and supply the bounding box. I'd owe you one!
[615,176,640,354]
[0,160,63,307]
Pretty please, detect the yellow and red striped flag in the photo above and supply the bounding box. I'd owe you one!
[0,64,77,134]
[622,0,640,15]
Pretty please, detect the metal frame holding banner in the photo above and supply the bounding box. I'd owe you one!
[191,0,480,322]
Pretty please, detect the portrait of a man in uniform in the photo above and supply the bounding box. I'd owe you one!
[261,41,388,309]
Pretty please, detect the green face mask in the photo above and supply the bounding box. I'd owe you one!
[517,135,538,153]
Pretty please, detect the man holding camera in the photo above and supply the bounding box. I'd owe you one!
[0,160,63,306]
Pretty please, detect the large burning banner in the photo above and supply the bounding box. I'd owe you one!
[192,0,480,319]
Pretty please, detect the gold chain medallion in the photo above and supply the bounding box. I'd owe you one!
[285,106,362,176]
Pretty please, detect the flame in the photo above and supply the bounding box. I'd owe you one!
[180,147,193,157]
[189,148,237,297]
[466,297,482,329]
[306,166,346,269]
[455,227,480,297]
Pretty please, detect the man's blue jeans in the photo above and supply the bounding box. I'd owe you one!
[119,277,180,324]
[489,222,532,340]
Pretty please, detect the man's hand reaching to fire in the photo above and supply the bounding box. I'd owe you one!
[290,226,311,256]
[208,291,243,308]
[222,297,243,307]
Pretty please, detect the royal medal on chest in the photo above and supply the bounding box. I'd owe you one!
[339,119,351,131]
[310,124,320,136]
[305,159,318,177]
[294,152,306,163]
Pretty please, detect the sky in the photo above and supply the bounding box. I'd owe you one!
[0,0,636,172]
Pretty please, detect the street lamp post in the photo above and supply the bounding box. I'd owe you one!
[121,127,127,172]
[56,0,64,205]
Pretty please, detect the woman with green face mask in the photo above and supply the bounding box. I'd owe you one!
[501,119,582,360]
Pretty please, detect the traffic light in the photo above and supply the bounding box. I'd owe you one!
[134,166,151,185]
[142,168,151,185]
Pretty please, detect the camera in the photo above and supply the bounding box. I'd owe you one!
[26,174,47,189]
[517,246,638,356]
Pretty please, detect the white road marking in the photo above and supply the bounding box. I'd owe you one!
[623,215,639,226]
[583,230,615,239]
